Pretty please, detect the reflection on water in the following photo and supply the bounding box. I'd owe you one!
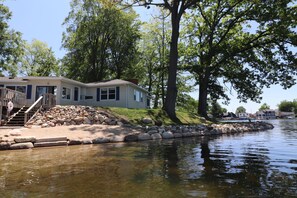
[0,120,297,197]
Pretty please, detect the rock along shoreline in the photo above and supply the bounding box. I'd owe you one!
[0,105,274,150]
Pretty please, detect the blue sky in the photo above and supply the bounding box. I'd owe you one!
[3,0,297,113]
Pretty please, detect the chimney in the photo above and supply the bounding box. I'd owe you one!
[126,79,138,85]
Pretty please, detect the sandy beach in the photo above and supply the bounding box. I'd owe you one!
[0,124,140,141]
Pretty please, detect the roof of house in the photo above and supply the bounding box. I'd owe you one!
[0,76,148,92]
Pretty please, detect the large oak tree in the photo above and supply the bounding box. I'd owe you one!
[62,0,141,83]
[124,0,200,121]
[182,0,297,118]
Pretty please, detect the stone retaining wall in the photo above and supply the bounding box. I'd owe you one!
[0,121,274,150]
[0,105,274,150]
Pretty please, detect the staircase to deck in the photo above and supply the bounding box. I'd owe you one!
[5,106,29,126]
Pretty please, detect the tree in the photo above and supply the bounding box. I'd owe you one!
[139,10,171,108]
[176,93,198,114]
[278,100,296,112]
[209,101,224,119]
[259,103,270,111]
[182,0,297,118]
[62,0,140,83]
[0,3,23,76]
[236,106,246,114]
[19,39,59,76]
[124,0,200,121]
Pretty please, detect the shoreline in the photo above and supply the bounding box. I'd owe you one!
[0,121,274,150]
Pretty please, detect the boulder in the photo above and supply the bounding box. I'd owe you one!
[68,139,82,145]
[109,135,125,142]
[0,142,11,150]
[173,133,183,138]
[92,137,110,144]
[41,123,48,128]
[147,130,158,135]
[162,131,174,139]
[10,142,34,149]
[83,117,91,124]
[138,133,151,141]
[82,139,93,144]
[151,133,162,140]
[124,134,138,142]
[14,136,36,143]
[142,118,153,124]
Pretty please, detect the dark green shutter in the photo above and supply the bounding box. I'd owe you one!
[116,87,120,101]
[26,85,32,99]
[97,88,100,101]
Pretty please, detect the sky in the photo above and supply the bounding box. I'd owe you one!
[3,0,297,113]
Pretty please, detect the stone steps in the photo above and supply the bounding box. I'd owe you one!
[35,136,67,143]
[34,141,68,147]
[34,136,68,147]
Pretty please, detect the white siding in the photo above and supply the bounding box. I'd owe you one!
[126,85,147,109]
[84,85,127,108]
[0,77,149,109]
[59,82,83,105]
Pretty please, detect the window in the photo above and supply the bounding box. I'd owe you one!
[100,87,116,100]
[17,86,26,93]
[5,85,26,93]
[134,89,143,102]
[109,88,115,100]
[62,87,71,99]
[101,88,108,100]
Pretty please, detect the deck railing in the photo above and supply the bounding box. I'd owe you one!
[24,93,56,123]
[42,93,56,110]
[0,87,26,121]
[24,96,43,123]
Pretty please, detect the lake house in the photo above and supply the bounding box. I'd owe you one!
[0,76,149,109]
[0,76,149,126]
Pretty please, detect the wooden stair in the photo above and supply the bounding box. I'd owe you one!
[5,106,29,126]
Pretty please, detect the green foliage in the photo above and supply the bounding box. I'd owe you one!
[259,103,270,111]
[107,107,207,125]
[236,106,246,114]
[0,3,24,76]
[176,93,198,114]
[278,100,297,113]
[182,0,297,117]
[138,10,171,108]
[19,39,59,76]
[62,0,141,83]
[209,101,225,118]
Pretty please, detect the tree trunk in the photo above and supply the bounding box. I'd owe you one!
[198,81,208,118]
[198,71,210,118]
[164,7,180,122]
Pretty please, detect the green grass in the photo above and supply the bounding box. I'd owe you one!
[104,107,210,125]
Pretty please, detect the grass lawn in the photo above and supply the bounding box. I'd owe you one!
[104,107,209,125]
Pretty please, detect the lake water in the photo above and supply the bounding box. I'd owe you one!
[0,119,296,197]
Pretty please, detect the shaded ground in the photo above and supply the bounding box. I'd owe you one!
[0,124,141,141]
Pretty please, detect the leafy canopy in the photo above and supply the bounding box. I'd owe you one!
[0,2,24,76]
[62,0,141,83]
[236,106,246,114]
[259,103,270,111]
[182,0,297,117]
[19,39,59,76]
